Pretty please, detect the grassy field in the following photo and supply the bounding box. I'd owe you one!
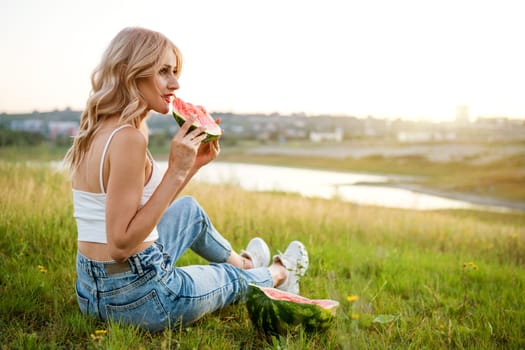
[1,159,524,349]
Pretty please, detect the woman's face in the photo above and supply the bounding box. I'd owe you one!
[138,49,180,114]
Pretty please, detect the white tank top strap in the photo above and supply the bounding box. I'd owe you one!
[99,124,133,193]
[146,148,155,163]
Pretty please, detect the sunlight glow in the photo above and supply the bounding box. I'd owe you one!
[2,0,524,121]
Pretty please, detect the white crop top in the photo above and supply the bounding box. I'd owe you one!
[73,124,163,243]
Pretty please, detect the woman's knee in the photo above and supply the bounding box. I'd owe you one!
[163,196,203,220]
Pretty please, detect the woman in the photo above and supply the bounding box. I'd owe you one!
[63,27,308,331]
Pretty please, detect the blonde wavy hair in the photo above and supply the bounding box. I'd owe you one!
[64,27,182,174]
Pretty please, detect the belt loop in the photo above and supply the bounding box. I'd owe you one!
[88,260,95,278]
[132,256,144,276]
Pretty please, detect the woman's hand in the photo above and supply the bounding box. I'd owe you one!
[167,117,207,176]
[193,138,220,169]
[193,118,221,170]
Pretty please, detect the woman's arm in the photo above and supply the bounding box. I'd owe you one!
[105,119,206,262]
[166,138,221,203]
[167,119,222,202]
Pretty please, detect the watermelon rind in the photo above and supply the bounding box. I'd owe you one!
[246,284,339,335]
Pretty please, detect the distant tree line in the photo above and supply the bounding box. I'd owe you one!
[0,126,46,147]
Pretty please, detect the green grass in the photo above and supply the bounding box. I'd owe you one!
[0,144,70,162]
[1,161,524,349]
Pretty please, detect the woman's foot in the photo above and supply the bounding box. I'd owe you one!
[273,241,309,295]
[240,237,271,269]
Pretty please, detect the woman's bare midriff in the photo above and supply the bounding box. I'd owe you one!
[78,241,154,261]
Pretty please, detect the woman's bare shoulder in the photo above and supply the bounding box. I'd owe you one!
[104,126,149,189]
[109,125,148,154]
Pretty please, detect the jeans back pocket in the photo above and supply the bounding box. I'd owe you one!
[75,282,91,316]
[76,294,90,315]
[104,289,168,332]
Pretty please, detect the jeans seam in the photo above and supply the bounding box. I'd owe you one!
[99,269,156,297]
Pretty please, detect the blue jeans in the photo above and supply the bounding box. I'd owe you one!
[75,196,273,331]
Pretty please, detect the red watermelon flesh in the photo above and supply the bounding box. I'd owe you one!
[171,97,222,143]
[259,286,339,314]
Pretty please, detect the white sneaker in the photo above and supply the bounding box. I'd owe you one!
[273,241,309,295]
[240,237,271,268]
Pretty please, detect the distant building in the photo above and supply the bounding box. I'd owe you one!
[309,128,344,142]
[48,121,79,140]
[397,131,456,143]
[10,119,45,133]
[456,105,470,124]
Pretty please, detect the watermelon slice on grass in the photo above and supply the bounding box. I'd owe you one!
[171,97,222,143]
[246,284,339,335]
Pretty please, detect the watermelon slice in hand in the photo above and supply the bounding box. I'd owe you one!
[172,97,222,143]
[246,284,339,335]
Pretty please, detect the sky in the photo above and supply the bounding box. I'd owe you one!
[2,0,525,121]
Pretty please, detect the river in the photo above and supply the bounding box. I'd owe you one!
[157,161,512,212]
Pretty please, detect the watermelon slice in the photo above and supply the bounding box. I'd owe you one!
[246,284,339,335]
[171,97,222,143]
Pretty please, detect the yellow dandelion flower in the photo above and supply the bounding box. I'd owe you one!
[95,330,107,335]
[439,323,445,330]
[463,262,479,270]
[351,313,360,320]
[346,295,359,303]
[37,265,48,273]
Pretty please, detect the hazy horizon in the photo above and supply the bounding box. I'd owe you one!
[2,0,524,121]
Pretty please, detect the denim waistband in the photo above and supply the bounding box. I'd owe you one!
[77,243,160,278]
